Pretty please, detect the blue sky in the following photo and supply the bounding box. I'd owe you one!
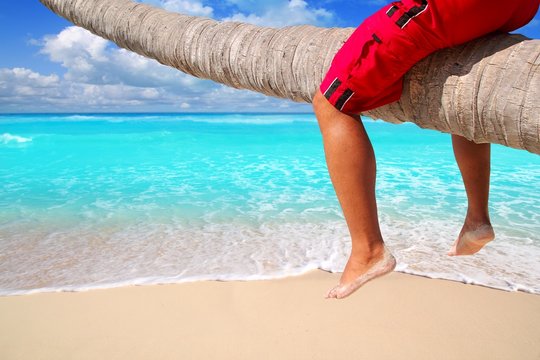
[0,0,539,113]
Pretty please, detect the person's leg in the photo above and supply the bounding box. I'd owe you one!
[312,90,396,299]
[448,135,495,256]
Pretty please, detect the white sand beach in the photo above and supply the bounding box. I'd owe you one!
[1,271,539,360]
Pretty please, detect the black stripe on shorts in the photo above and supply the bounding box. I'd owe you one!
[324,77,342,100]
[396,0,428,28]
[386,5,398,17]
[335,88,354,111]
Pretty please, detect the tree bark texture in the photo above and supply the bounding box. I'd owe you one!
[39,0,540,154]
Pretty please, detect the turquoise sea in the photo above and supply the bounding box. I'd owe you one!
[1,113,539,295]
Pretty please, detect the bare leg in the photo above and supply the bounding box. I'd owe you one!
[448,135,495,256]
[312,90,395,299]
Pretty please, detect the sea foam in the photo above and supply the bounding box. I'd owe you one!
[0,217,539,296]
[0,133,32,144]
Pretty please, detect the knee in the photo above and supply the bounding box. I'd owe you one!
[312,89,350,134]
[312,90,328,115]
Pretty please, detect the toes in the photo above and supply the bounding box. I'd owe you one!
[326,284,357,299]
[326,248,397,299]
[325,285,340,299]
[335,286,352,299]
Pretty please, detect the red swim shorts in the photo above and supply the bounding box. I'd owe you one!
[320,0,540,114]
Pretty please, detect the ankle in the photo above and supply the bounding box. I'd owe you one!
[350,240,385,258]
[465,215,491,227]
[465,208,491,226]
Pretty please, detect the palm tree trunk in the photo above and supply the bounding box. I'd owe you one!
[39,0,540,154]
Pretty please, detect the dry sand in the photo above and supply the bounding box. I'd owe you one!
[1,271,539,360]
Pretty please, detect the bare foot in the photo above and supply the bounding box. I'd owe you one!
[326,246,396,299]
[448,223,495,256]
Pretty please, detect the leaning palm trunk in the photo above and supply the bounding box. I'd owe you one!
[39,0,540,154]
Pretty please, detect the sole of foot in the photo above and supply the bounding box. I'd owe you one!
[448,224,495,256]
[325,247,396,299]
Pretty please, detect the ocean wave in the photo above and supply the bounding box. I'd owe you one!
[0,133,32,144]
[64,115,99,120]
[0,218,538,296]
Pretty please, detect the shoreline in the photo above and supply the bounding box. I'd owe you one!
[1,270,539,359]
[2,268,539,297]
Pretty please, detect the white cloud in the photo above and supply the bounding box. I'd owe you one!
[0,68,61,100]
[76,84,167,106]
[141,0,334,26]
[1,68,59,88]
[223,0,333,27]
[139,0,213,17]
[41,26,108,70]
[161,0,213,16]
[0,65,310,112]
[40,26,198,89]
[0,67,178,111]
[2,1,325,113]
